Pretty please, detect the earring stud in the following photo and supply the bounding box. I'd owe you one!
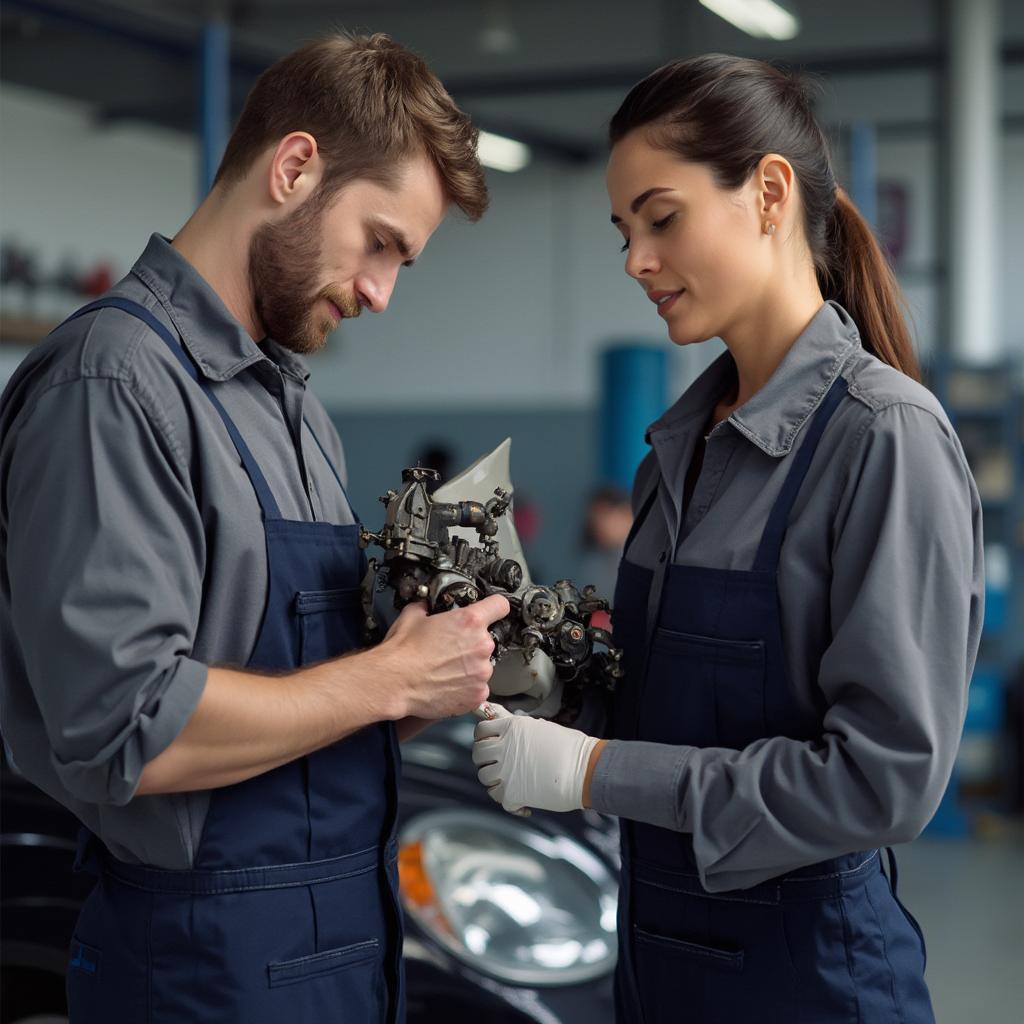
[764,223,776,236]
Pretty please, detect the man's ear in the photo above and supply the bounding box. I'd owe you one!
[758,153,795,224]
[268,132,321,206]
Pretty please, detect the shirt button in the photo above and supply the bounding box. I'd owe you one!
[658,550,668,563]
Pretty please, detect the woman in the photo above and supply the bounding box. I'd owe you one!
[473,54,983,1023]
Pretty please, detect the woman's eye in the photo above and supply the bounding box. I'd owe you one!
[371,236,387,254]
[618,212,675,252]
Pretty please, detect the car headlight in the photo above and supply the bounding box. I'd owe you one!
[398,808,617,986]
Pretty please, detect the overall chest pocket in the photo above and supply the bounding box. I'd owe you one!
[640,628,767,749]
[295,588,363,664]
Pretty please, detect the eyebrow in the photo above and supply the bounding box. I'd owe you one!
[369,217,416,266]
[609,187,675,224]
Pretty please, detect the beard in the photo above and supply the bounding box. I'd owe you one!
[248,195,360,355]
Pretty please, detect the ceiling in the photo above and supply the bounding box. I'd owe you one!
[3,0,1023,163]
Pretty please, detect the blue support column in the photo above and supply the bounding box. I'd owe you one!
[600,345,667,490]
[849,121,877,230]
[198,18,230,200]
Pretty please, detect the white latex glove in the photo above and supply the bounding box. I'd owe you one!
[472,701,599,815]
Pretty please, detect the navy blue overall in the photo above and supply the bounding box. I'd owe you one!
[610,376,933,1024]
[62,299,404,1023]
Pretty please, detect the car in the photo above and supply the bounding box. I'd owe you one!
[1,719,619,1023]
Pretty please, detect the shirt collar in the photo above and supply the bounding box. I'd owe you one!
[647,300,860,457]
[129,234,311,384]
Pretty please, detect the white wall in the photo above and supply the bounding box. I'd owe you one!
[0,86,197,264]
[2,77,1022,410]
[0,84,197,383]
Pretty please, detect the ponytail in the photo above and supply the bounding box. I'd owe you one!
[822,188,921,382]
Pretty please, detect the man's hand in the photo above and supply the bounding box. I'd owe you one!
[378,594,510,720]
[136,594,510,797]
[472,707,601,815]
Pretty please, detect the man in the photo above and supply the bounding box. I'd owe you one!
[0,32,507,1023]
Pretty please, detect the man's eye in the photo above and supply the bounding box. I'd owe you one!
[619,238,630,253]
[372,236,387,254]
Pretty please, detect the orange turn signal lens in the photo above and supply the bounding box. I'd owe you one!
[398,839,455,937]
[398,840,434,909]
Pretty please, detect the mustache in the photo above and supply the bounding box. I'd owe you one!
[320,288,362,319]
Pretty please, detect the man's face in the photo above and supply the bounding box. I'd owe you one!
[249,152,448,354]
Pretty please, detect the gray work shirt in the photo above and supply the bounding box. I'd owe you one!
[590,301,984,893]
[0,234,354,869]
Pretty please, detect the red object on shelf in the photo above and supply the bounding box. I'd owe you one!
[79,262,116,297]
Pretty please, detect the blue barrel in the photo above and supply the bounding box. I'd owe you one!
[600,344,668,490]
[848,121,878,230]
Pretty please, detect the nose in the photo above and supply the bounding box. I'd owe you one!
[355,266,401,314]
[624,237,659,281]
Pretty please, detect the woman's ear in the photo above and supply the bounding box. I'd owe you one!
[758,153,795,224]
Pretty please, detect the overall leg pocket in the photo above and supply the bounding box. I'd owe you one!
[268,937,380,988]
[636,926,744,972]
[631,870,805,1024]
[884,848,928,970]
[66,935,102,1020]
[147,883,390,1024]
[67,881,149,1024]
[854,872,935,1023]
[267,938,384,1022]
[632,923,746,1024]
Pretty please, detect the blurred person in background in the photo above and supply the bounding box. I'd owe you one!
[579,484,633,629]
[473,54,983,1024]
[0,32,509,1024]
[413,439,455,493]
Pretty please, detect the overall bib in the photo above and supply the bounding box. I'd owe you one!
[63,299,404,1023]
[610,377,933,1024]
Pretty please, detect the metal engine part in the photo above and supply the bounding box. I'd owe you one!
[359,451,622,720]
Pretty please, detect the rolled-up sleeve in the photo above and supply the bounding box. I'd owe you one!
[5,375,208,806]
[591,401,984,891]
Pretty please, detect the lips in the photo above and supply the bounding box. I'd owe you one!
[648,289,685,317]
[324,294,361,324]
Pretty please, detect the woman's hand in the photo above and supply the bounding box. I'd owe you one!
[472,703,604,815]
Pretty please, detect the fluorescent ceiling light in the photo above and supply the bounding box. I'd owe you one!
[477,130,531,172]
[700,0,800,40]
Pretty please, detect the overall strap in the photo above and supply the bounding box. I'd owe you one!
[302,415,360,523]
[752,375,849,572]
[633,475,670,627]
[65,298,282,521]
[621,471,672,724]
[622,472,660,559]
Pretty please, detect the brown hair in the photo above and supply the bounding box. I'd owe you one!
[609,54,920,381]
[214,32,488,221]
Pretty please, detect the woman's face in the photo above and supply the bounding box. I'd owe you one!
[606,130,768,347]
